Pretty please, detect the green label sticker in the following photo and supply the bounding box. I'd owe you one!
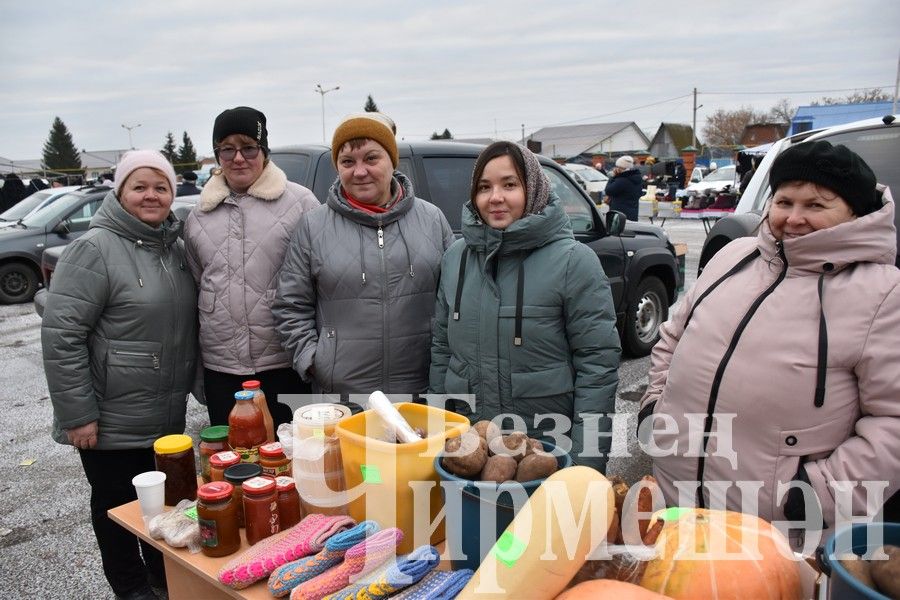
[360,464,382,484]
[313,428,324,439]
[183,505,198,521]
[658,506,692,522]
[492,531,526,567]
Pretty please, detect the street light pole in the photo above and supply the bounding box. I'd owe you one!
[121,123,142,149]
[314,84,340,143]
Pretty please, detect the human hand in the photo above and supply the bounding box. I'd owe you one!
[67,421,99,449]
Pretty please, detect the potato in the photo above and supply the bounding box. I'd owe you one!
[473,420,500,443]
[479,454,518,483]
[489,432,530,460]
[870,545,900,598]
[837,555,875,590]
[441,432,487,479]
[515,452,558,482]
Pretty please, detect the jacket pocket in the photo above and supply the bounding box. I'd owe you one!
[314,326,337,392]
[444,357,476,417]
[511,365,574,435]
[104,340,165,431]
[198,288,215,313]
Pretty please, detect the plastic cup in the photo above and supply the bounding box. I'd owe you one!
[132,471,167,522]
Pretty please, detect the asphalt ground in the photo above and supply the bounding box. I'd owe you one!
[0,219,707,599]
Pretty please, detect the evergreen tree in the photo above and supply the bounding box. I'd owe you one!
[41,117,82,171]
[364,94,379,112]
[161,132,178,163]
[176,132,198,173]
[430,128,453,140]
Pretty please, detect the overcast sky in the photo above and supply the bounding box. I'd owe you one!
[1,0,897,162]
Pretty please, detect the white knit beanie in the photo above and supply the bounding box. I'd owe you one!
[114,150,177,197]
[615,155,634,170]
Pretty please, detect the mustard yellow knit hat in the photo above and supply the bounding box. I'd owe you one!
[331,113,398,168]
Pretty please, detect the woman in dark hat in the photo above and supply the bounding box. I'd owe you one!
[184,106,319,427]
[639,140,900,547]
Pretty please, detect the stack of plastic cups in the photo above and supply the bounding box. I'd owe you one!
[292,403,352,516]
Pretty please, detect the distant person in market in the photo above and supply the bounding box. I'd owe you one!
[184,106,319,427]
[604,155,643,221]
[0,172,28,212]
[638,141,900,543]
[273,112,454,405]
[42,150,198,600]
[429,141,621,472]
[176,170,201,196]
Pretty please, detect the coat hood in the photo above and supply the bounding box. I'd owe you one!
[198,160,288,212]
[91,190,183,249]
[325,170,416,226]
[615,168,643,183]
[461,193,572,255]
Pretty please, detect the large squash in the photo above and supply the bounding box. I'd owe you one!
[640,508,803,600]
[557,580,673,599]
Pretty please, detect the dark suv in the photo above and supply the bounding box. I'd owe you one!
[270,141,681,356]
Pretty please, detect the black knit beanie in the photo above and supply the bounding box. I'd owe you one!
[212,106,268,152]
[769,140,878,216]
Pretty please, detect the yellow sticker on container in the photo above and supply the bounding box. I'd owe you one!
[360,464,382,484]
[492,531,526,567]
[183,506,198,521]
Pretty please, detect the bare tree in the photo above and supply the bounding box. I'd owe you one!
[768,98,795,125]
[811,88,890,106]
[702,106,768,147]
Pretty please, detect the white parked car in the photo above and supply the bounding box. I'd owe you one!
[685,165,736,197]
[563,163,608,202]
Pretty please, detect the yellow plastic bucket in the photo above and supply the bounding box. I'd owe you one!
[336,401,469,553]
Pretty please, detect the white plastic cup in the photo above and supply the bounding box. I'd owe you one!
[132,471,166,522]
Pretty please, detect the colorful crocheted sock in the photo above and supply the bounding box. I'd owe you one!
[218,513,355,589]
[321,545,440,600]
[268,520,380,597]
[290,527,404,600]
[388,569,474,600]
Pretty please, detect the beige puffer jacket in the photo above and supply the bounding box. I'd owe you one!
[640,189,900,540]
[184,161,319,374]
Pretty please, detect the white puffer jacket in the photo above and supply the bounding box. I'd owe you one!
[184,161,319,374]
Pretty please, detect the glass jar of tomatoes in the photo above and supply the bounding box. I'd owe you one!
[228,391,267,464]
[153,434,198,506]
[197,481,240,557]
[224,462,262,528]
[209,450,241,482]
[199,425,229,483]
[242,476,280,546]
[275,476,303,530]
[259,442,291,478]
[242,380,275,442]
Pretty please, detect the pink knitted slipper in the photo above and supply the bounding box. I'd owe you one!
[218,513,355,589]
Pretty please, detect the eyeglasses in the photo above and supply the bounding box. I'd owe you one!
[215,145,261,162]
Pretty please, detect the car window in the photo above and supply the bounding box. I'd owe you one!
[543,166,594,233]
[421,157,475,231]
[63,198,103,232]
[21,192,83,227]
[705,166,735,182]
[270,152,311,185]
[1,190,53,220]
[819,128,900,195]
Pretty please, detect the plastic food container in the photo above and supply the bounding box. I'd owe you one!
[817,522,900,600]
[336,401,469,554]
[292,403,352,516]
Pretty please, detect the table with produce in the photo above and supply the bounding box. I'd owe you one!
[110,386,899,600]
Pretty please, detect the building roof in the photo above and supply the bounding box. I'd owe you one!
[648,123,696,155]
[79,149,128,169]
[791,102,893,130]
[449,138,494,146]
[529,122,648,158]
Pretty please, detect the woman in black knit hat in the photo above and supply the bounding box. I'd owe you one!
[638,140,900,548]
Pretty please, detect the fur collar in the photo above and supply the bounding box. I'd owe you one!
[199,161,288,212]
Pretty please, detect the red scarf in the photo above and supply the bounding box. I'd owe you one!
[342,184,402,214]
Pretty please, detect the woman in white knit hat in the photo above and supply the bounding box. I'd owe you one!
[42,150,198,600]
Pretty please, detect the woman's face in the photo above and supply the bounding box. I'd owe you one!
[474,155,526,230]
[217,133,265,193]
[119,167,173,227]
[768,181,856,240]
[336,139,394,206]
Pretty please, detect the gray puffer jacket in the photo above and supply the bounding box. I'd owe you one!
[184,162,319,375]
[273,172,455,394]
[42,192,198,449]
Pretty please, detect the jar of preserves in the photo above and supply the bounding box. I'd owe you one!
[199,425,229,483]
[275,476,303,530]
[224,463,262,528]
[209,450,241,482]
[259,442,291,478]
[228,390,267,464]
[243,380,275,442]
[197,481,240,557]
[242,476,280,546]
[153,434,198,506]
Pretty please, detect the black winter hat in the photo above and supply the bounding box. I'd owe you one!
[212,106,268,152]
[769,140,879,216]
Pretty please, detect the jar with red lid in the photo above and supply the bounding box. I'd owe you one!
[224,463,262,528]
[199,426,229,483]
[242,476,280,546]
[209,451,241,482]
[275,476,303,530]
[259,442,291,478]
[197,481,240,557]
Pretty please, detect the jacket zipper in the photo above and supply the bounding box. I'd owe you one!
[113,349,161,370]
[695,241,788,508]
[378,223,390,390]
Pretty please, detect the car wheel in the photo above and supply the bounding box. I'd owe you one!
[0,262,40,304]
[623,275,668,357]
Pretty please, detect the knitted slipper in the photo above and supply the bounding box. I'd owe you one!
[268,520,380,597]
[290,527,404,600]
[322,545,440,600]
[218,513,355,589]
[388,568,474,600]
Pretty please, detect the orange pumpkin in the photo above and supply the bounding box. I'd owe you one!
[639,509,803,600]
[556,579,673,599]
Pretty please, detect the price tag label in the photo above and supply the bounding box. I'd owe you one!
[658,506,692,522]
[492,531,526,567]
[183,505,198,521]
[360,464,382,484]
[313,428,324,439]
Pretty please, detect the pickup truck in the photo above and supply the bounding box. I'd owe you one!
[269,141,681,356]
